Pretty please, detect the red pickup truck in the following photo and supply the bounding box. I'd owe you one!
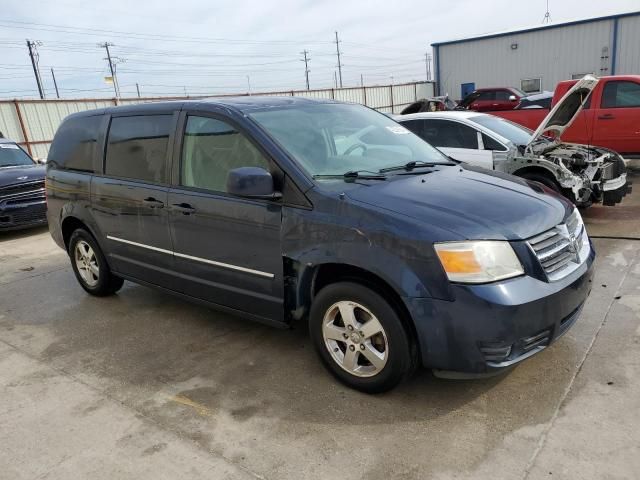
[492,75,640,158]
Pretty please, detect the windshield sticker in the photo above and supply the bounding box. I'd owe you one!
[386,126,411,135]
[0,144,20,149]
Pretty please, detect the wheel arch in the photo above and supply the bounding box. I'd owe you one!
[286,260,421,359]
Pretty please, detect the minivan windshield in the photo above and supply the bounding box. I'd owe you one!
[0,143,34,168]
[250,104,450,178]
[469,115,534,146]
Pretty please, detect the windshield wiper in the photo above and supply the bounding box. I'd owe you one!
[379,160,456,174]
[343,170,386,181]
[313,170,387,182]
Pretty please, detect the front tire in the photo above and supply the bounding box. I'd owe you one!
[68,228,124,296]
[309,282,414,393]
[519,171,561,193]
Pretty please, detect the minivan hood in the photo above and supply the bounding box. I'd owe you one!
[527,74,598,151]
[346,166,571,240]
[0,164,45,188]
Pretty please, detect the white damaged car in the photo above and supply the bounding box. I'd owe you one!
[398,75,630,207]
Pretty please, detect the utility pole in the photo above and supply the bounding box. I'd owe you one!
[50,68,60,98]
[542,0,552,23]
[425,52,432,81]
[136,83,141,98]
[360,74,364,87]
[334,31,343,88]
[300,50,310,90]
[333,71,338,88]
[99,42,120,97]
[26,39,45,99]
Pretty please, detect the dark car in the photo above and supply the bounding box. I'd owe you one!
[46,97,594,393]
[0,138,47,231]
[457,87,525,112]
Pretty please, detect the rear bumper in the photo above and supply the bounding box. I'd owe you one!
[0,200,47,230]
[404,246,595,374]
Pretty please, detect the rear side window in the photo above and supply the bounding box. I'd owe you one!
[399,119,424,137]
[601,81,640,108]
[105,115,173,183]
[48,115,103,172]
[422,120,479,149]
[181,116,270,193]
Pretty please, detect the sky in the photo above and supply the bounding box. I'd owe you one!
[1,0,638,99]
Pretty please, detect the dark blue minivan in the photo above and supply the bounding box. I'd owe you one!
[46,97,594,392]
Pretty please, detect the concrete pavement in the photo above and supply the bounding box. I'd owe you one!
[0,179,638,479]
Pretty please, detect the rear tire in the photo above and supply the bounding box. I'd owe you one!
[309,282,414,393]
[68,228,124,296]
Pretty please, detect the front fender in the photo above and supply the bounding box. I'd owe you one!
[282,203,451,301]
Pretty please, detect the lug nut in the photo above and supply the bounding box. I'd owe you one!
[360,344,365,350]
[349,345,355,351]
[359,331,364,336]
[347,325,354,331]
[343,333,349,339]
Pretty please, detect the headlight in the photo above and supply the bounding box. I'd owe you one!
[434,241,524,284]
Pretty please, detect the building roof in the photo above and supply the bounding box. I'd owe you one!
[432,10,640,47]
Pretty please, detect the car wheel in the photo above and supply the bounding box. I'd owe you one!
[309,282,414,393]
[519,171,561,193]
[68,228,124,296]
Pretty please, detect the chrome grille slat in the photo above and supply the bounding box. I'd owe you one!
[527,209,589,282]
[536,241,572,261]
[529,234,565,252]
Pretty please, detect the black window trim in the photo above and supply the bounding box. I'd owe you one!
[101,112,180,187]
[600,80,640,109]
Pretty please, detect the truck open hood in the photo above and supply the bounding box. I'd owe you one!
[527,75,599,151]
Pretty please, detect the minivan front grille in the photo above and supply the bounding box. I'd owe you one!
[527,209,589,282]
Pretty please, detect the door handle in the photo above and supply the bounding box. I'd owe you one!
[142,197,164,208]
[598,114,615,120]
[171,203,196,215]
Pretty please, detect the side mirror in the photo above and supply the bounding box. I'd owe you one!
[226,167,281,200]
[508,95,517,102]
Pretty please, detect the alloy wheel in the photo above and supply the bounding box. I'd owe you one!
[322,301,388,377]
[74,240,100,287]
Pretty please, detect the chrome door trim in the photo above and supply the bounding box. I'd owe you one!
[106,235,274,279]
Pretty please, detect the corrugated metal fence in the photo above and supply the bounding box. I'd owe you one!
[0,81,434,159]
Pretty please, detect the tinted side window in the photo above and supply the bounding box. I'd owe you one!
[49,115,103,173]
[181,116,270,193]
[423,120,479,149]
[401,120,424,137]
[494,90,512,101]
[105,115,172,183]
[601,81,640,108]
[477,91,495,101]
[482,133,507,151]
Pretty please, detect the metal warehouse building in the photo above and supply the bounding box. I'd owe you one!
[432,10,640,100]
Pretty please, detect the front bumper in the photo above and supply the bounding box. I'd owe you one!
[602,174,632,206]
[0,200,48,230]
[404,246,595,375]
